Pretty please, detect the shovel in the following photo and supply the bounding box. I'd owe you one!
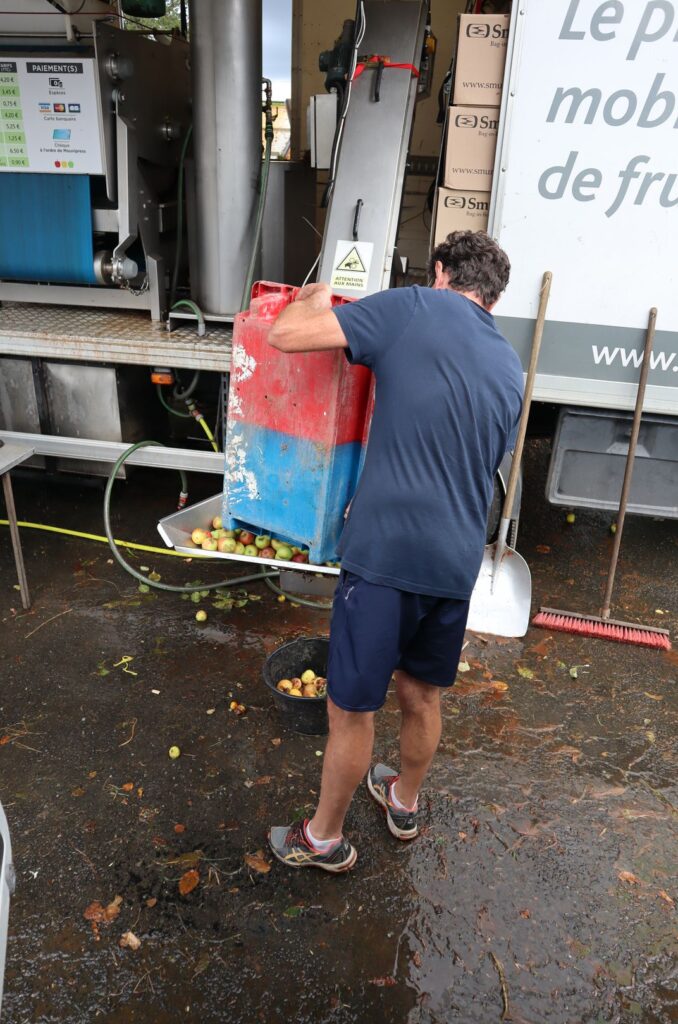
[466,271,552,638]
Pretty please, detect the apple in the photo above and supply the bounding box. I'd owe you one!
[212,516,223,530]
[244,544,258,557]
[201,537,218,551]
[302,684,318,698]
[277,679,293,692]
[191,528,210,546]
[290,678,302,689]
[275,544,293,561]
[254,534,271,550]
[223,529,236,539]
[259,547,276,559]
[301,669,316,684]
[239,531,255,546]
[234,528,242,537]
[291,552,309,564]
[217,536,237,553]
[234,542,246,555]
[270,538,281,551]
[288,688,302,697]
[211,529,225,539]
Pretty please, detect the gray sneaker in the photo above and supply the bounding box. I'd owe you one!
[367,763,419,840]
[268,819,357,873]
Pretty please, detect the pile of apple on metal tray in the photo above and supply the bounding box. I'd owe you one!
[277,669,327,699]
[189,516,310,563]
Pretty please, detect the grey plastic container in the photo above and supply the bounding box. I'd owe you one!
[547,407,678,517]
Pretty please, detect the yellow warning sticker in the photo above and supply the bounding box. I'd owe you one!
[330,240,374,292]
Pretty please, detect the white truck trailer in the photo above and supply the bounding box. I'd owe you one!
[490,0,678,518]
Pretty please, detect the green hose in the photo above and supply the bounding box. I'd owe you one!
[156,383,192,419]
[103,440,278,595]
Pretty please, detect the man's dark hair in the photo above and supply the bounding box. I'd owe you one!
[427,230,510,307]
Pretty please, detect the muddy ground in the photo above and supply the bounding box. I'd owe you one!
[0,440,676,1024]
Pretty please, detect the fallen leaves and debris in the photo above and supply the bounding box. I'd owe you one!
[617,870,641,886]
[119,930,141,951]
[83,895,122,940]
[658,890,675,908]
[178,869,200,896]
[489,951,510,1021]
[244,851,271,875]
[229,701,246,716]
[517,666,535,680]
[112,656,138,677]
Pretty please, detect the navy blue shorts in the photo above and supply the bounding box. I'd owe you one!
[327,571,470,713]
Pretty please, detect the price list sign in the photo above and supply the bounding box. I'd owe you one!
[0,62,28,168]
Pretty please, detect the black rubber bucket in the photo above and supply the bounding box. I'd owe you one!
[263,636,329,735]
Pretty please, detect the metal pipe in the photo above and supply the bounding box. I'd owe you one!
[188,0,263,316]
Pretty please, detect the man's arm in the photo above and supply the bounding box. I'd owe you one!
[268,283,348,353]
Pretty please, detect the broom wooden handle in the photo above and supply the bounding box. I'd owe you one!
[501,271,552,522]
[600,307,657,619]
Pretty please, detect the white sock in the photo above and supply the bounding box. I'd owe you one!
[305,821,341,852]
[390,780,418,813]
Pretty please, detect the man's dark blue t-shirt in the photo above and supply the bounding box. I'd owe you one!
[332,285,523,599]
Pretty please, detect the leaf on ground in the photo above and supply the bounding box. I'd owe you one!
[121,782,134,793]
[148,571,162,582]
[95,663,110,677]
[174,823,186,834]
[146,897,157,908]
[178,868,200,896]
[254,775,273,786]
[617,870,641,886]
[83,901,106,922]
[645,731,656,744]
[517,666,534,679]
[658,890,675,908]
[283,905,304,918]
[71,787,85,797]
[644,692,663,701]
[244,851,271,874]
[271,738,282,747]
[119,930,141,950]
[457,661,471,673]
[370,976,397,987]
[490,681,509,691]
[536,544,551,554]
[138,584,150,594]
[105,896,123,921]
[0,736,11,746]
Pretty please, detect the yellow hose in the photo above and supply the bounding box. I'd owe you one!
[195,413,219,453]
[0,519,210,559]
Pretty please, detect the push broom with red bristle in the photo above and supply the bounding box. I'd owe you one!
[532,307,671,651]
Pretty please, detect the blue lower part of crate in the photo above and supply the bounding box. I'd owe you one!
[223,422,363,564]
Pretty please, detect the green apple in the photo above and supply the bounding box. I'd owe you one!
[275,544,293,561]
[212,516,223,530]
[270,538,281,550]
[217,536,237,553]
[244,544,258,556]
[234,542,246,555]
[254,534,271,550]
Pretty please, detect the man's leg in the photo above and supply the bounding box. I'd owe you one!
[307,698,375,840]
[394,670,442,808]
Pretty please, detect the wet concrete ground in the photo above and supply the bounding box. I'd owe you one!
[0,441,676,1024]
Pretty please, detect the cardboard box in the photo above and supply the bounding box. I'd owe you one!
[443,106,499,191]
[433,188,490,245]
[453,14,509,106]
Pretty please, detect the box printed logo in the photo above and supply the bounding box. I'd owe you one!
[455,114,478,128]
[445,196,466,208]
[467,23,490,38]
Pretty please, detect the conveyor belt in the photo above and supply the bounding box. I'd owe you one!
[0,302,232,372]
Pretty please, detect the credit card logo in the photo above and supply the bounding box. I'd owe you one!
[39,102,51,111]
[68,103,80,113]
[455,114,478,128]
[53,102,65,112]
[53,128,71,140]
[467,23,490,37]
